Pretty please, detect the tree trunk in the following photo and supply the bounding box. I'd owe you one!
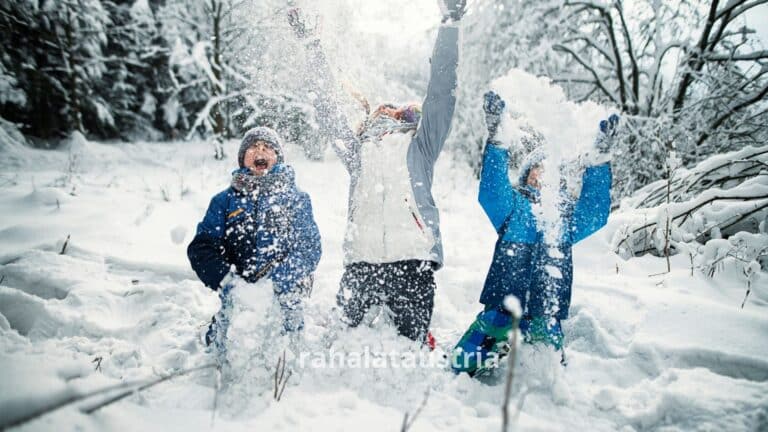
[672,0,720,115]
[210,0,225,137]
[63,4,84,133]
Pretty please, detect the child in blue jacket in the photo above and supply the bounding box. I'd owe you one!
[452,92,618,375]
[188,127,322,354]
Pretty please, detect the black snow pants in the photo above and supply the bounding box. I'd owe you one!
[338,260,436,342]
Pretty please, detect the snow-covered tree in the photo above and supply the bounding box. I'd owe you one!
[1,1,59,138]
[1,0,120,139]
[454,0,767,198]
[96,0,171,140]
[158,0,329,158]
[43,0,112,134]
[541,0,767,195]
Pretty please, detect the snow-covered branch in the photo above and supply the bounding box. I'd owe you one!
[704,50,768,62]
[614,146,768,261]
[552,43,621,105]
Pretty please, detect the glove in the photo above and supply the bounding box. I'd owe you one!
[594,114,620,154]
[483,91,506,143]
[287,8,313,39]
[439,0,467,23]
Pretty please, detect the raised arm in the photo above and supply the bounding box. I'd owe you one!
[570,115,619,243]
[412,1,465,164]
[570,163,612,243]
[479,143,526,231]
[478,91,528,231]
[289,9,360,173]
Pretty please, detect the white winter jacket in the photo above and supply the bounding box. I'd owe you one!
[307,25,460,268]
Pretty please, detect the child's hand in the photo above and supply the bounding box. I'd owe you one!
[439,0,467,22]
[287,8,309,39]
[483,91,506,142]
[594,114,620,154]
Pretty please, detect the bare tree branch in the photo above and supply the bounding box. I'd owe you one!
[601,2,629,111]
[697,81,768,146]
[715,0,768,23]
[615,0,640,109]
[704,50,768,62]
[552,43,621,105]
[401,388,430,432]
[673,0,721,112]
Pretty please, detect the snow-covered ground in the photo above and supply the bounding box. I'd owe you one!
[1,136,767,431]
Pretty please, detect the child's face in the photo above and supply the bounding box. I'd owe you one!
[243,141,277,176]
[527,165,543,189]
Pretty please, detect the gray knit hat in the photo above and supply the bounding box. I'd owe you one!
[238,127,284,167]
[518,147,546,185]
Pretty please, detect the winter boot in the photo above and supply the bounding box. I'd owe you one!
[450,307,515,375]
[519,316,563,350]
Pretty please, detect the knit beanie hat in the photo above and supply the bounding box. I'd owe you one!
[518,147,546,185]
[238,127,284,167]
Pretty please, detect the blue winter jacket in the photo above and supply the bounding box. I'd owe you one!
[187,164,321,295]
[478,144,611,320]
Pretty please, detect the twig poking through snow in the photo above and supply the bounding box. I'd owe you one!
[211,366,221,427]
[274,349,292,402]
[0,363,216,429]
[80,363,217,415]
[501,313,521,432]
[60,235,71,255]
[401,388,430,432]
[741,281,751,309]
[740,262,759,309]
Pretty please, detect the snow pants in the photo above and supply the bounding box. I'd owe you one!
[338,260,436,342]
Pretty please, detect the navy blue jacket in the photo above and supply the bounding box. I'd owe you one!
[187,164,321,294]
[478,144,611,320]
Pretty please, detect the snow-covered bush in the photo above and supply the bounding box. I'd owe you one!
[612,145,768,277]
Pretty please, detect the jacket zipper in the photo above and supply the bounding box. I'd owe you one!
[405,197,427,235]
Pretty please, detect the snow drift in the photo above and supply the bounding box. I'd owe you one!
[0,121,766,431]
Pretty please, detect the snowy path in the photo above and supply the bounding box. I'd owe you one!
[1,139,767,431]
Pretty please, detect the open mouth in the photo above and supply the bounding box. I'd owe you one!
[253,159,269,170]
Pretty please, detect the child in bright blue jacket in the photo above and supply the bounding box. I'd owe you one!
[188,127,321,348]
[452,92,617,375]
